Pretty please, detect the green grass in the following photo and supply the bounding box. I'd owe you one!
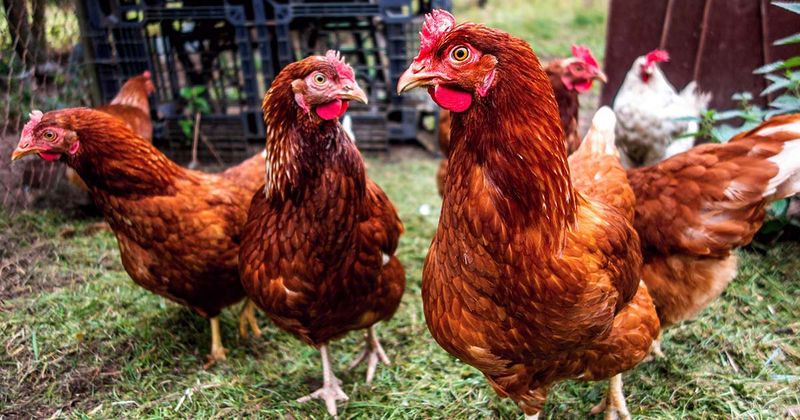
[1,156,799,418]
[453,0,609,61]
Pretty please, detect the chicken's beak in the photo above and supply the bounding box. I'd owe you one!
[339,84,368,104]
[397,67,441,94]
[594,69,608,83]
[11,144,42,161]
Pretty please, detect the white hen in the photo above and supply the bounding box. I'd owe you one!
[613,50,711,167]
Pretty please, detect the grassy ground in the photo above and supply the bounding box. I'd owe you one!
[453,0,609,61]
[1,155,799,419]
[2,0,799,418]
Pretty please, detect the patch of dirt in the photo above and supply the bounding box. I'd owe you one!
[0,232,75,304]
[0,216,108,304]
[0,332,129,418]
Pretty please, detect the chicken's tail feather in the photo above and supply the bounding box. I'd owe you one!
[680,81,711,112]
[766,138,800,200]
[579,106,618,157]
[220,149,267,194]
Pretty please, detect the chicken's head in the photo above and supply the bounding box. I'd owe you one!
[638,49,669,83]
[561,44,607,93]
[396,10,501,113]
[282,51,367,121]
[11,110,80,162]
[142,70,155,96]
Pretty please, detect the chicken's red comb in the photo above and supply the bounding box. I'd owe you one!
[21,110,43,139]
[571,44,599,70]
[325,50,355,81]
[142,70,151,79]
[645,49,670,65]
[418,9,455,60]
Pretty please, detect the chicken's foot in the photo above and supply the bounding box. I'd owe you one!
[346,325,391,384]
[203,316,228,369]
[238,299,262,338]
[590,374,630,420]
[297,344,349,417]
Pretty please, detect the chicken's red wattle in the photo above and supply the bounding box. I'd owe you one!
[316,99,349,120]
[429,85,472,113]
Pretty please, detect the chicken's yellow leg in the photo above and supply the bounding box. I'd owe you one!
[204,316,228,369]
[238,299,262,338]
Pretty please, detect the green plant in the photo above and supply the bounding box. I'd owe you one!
[687,1,800,243]
[178,85,210,142]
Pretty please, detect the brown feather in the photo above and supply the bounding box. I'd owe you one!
[239,57,405,346]
[419,22,658,416]
[629,114,800,327]
[37,108,264,318]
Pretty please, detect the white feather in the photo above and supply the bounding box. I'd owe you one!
[765,139,800,199]
[342,114,356,144]
[613,55,711,166]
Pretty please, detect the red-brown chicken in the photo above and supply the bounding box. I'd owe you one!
[97,71,155,141]
[398,11,658,419]
[547,45,607,155]
[238,52,405,416]
[66,71,155,192]
[435,45,605,196]
[11,108,266,367]
[627,113,800,356]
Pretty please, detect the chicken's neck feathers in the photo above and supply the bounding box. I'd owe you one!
[262,82,364,204]
[110,82,150,112]
[447,43,578,251]
[67,123,185,196]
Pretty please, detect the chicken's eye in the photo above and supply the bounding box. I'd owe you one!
[43,130,56,141]
[450,46,470,62]
[313,73,327,85]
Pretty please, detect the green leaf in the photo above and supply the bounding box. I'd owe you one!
[755,60,785,74]
[770,94,800,112]
[713,109,746,121]
[762,78,792,96]
[191,86,206,97]
[31,328,39,362]
[178,119,193,139]
[179,86,192,99]
[769,199,790,218]
[775,33,800,46]
[713,125,748,143]
[755,57,800,74]
[759,219,786,235]
[773,2,800,15]
[781,56,800,69]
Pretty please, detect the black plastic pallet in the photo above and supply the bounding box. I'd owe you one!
[77,0,452,159]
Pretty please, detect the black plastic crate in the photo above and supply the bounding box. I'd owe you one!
[77,0,451,160]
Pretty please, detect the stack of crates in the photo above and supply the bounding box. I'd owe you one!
[77,0,451,162]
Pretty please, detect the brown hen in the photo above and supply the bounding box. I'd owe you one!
[627,113,800,355]
[66,71,155,192]
[398,11,658,419]
[435,45,605,196]
[238,52,405,416]
[12,108,266,367]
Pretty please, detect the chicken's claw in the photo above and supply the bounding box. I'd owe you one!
[590,374,631,420]
[297,379,349,417]
[347,325,391,384]
[298,344,349,417]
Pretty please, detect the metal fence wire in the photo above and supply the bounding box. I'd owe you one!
[1,0,89,212]
[1,0,448,213]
